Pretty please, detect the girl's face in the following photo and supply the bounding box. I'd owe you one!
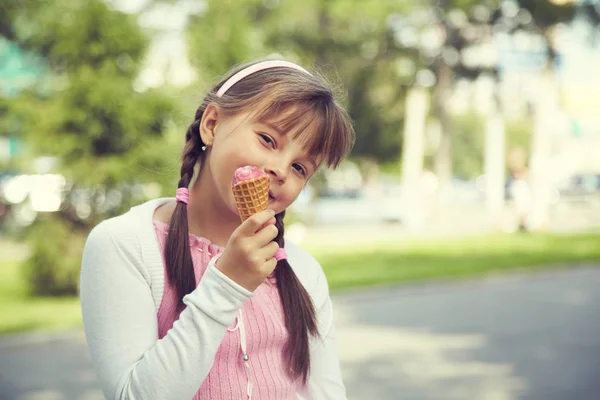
[199,104,321,219]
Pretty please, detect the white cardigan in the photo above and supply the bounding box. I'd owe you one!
[79,198,346,400]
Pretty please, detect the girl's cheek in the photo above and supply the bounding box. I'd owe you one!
[280,193,291,204]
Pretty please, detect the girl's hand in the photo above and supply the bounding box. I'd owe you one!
[216,210,279,292]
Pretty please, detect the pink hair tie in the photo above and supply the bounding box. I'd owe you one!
[176,188,189,205]
[274,248,287,261]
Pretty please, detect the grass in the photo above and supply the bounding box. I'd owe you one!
[308,231,600,291]
[0,261,82,335]
[1,231,599,335]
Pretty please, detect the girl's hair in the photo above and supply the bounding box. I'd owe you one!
[165,59,355,383]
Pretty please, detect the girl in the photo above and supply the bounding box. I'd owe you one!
[80,59,355,400]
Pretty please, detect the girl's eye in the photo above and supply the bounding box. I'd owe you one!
[293,163,307,176]
[259,133,275,148]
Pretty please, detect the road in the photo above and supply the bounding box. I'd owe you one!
[1,266,599,400]
[336,266,600,400]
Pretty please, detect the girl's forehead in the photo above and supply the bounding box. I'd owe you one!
[260,115,324,158]
[252,104,323,140]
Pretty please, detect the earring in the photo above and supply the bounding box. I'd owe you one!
[201,145,207,151]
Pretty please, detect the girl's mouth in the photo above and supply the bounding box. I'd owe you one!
[268,191,275,201]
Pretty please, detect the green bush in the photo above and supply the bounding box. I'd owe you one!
[24,215,85,296]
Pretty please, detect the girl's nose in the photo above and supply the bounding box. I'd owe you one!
[266,164,287,183]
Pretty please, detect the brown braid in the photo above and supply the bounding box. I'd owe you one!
[165,119,206,311]
[273,210,318,383]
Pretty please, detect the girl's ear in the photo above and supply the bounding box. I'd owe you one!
[199,103,219,147]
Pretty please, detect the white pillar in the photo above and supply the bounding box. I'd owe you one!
[484,112,506,219]
[401,87,430,227]
[529,71,558,231]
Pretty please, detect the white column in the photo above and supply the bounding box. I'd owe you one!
[484,112,506,219]
[529,71,558,231]
[401,87,430,227]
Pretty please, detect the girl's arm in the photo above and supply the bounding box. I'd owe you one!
[80,220,252,400]
[305,266,348,399]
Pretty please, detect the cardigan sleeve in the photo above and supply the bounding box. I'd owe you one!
[305,266,348,400]
[80,220,253,400]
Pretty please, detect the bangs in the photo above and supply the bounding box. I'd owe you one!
[249,100,352,169]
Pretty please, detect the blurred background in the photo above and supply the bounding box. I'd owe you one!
[1,0,600,399]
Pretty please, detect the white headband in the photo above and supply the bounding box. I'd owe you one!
[216,60,312,97]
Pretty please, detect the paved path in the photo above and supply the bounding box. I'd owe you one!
[1,266,599,400]
[335,266,600,400]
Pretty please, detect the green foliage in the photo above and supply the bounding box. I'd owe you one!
[186,0,269,84]
[443,113,533,179]
[23,215,85,296]
[378,159,402,177]
[505,117,532,154]
[505,116,533,171]
[4,0,177,197]
[2,0,178,295]
[8,0,146,76]
[347,68,405,163]
[451,112,486,179]
[518,0,576,30]
[0,259,82,333]
[21,72,175,186]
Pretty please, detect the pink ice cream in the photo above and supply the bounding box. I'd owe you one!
[232,165,267,186]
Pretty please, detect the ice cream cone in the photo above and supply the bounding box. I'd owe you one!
[232,175,270,221]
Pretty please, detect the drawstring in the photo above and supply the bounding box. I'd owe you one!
[227,309,252,399]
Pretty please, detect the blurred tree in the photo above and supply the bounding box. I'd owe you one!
[388,0,500,187]
[517,0,576,67]
[430,1,499,187]
[185,0,269,85]
[1,0,177,295]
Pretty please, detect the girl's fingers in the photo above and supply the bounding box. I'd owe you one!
[238,210,276,236]
[263,257,278,273]
[253,223,279,246]
[257,241,280,261]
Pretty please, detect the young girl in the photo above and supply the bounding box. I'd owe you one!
[80,59,355,399]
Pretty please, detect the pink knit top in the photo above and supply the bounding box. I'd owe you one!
[153,221,300,399]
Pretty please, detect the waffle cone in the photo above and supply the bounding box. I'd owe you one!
[232,175,270,221]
